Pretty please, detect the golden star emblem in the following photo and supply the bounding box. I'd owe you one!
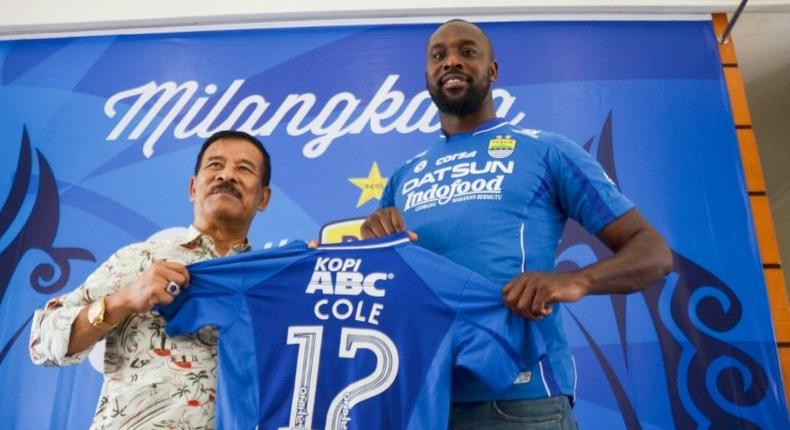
[348,162,388,208]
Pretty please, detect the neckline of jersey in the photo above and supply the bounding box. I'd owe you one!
[439,118,509,142]
[317,232,411,250]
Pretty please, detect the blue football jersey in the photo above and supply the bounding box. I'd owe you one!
[381,119,633,401]
[160,233,544,429]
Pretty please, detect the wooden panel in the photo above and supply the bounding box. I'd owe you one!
[712,13,738,66]
[750,196,782,265]
[724,67,752,126]
[718,12,790,409]
[766,268,790,343]
[737,129,766,192]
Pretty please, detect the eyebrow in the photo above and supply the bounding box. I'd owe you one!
[204,156,258,168]
[203,155,225,164]
[237,159,258,169]
[429,39,481,51]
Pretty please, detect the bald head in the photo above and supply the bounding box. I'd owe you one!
[428,19,494,61]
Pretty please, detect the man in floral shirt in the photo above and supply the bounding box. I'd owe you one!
[29,130,272,429]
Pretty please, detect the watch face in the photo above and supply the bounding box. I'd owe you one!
[88,300,103,324]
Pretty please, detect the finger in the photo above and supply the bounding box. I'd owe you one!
[531,288,556,318]
[387,208,407,234]
[360,219,375,239]
[158,266,189,289]
[503,274,526,302]
[384,210,418,240]
[307,240,319,249]
[362,212,387,238]
[503,281,526,310]
[367,219,387,238]
[175,264,190,287]
[153,288,175,307]
[502,276,519,295]
[151,260,187,279]
[139,285,171,311]
[516,284,539,320]
[159,260,189,276]
[531,285,547,317]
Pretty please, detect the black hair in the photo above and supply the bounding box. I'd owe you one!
[194,130,271,186]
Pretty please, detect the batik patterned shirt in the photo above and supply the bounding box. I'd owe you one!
[29,226,250,430]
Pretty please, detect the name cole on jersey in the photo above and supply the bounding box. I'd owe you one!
[401,135,518,212]
[305,257,394,325]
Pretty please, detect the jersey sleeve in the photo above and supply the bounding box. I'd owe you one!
[159,259,245,336]
[380,167,398,209]
[381,160,412,209]
[160,242,311,336]
[454,271,545,393]
[546,132,634,234]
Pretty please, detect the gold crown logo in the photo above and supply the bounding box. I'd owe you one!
[489,135,516,150]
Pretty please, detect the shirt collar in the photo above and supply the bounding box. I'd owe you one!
[180,225,252,256]
[439,117,508,141]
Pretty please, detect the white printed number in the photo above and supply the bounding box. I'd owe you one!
[279,326,399,430]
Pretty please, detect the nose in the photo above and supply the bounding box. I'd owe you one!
[442,51,463,71]
[215,165,237,183]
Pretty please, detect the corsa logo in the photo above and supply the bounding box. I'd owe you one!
[305,258,394,297]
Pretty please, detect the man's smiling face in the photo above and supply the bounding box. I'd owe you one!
[425,21,498,116]
[190,138,270,226]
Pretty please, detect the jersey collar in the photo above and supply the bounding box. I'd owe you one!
[317,232,411,250]
[439,118,509,142]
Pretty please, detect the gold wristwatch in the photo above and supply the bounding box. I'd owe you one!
[88,296,118,331]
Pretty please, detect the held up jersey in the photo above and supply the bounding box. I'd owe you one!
[381,118,634,401]
[160,233,544,430]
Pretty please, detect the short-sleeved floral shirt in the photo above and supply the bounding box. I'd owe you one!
[29,226,249,430]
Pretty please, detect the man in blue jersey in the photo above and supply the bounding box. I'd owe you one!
[361,19,673,428]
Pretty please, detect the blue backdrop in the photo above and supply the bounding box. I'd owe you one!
[1,19,788,429]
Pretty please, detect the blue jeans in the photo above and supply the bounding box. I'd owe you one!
[449,396,579,429]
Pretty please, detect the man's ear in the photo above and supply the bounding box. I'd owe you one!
[189,177,196,202]
[257,186,271,211]
[489,60,499,83]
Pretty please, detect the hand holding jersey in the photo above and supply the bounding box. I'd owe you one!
[362,208,588,321]
[502,271,585,320]
[360,207,418,241]
[111,261,190,313]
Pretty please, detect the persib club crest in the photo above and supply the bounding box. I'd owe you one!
[488,135,516,159]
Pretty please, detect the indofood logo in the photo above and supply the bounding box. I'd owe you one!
[103,75,525,159]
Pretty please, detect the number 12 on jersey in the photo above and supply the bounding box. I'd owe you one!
[279,326,400,430]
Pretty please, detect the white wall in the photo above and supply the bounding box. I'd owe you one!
[3,0,785,38]
[734,13,790,292]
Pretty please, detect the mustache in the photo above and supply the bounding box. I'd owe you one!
[209,181,241,198]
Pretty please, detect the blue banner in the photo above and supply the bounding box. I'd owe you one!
[1,20,787,428]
